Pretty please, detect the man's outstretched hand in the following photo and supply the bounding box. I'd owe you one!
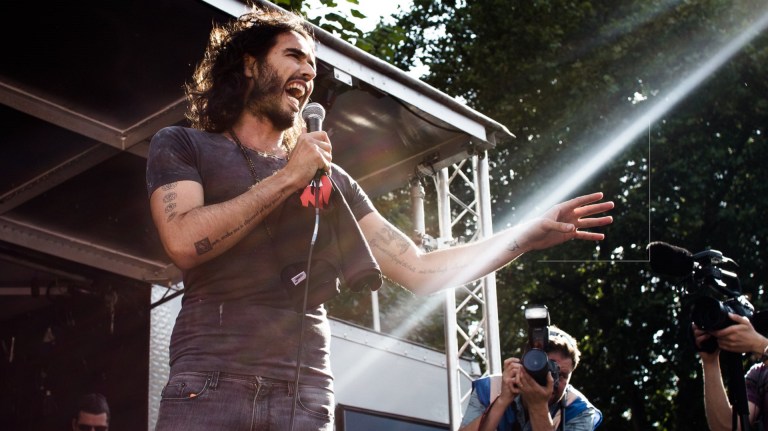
[518,192,614,252]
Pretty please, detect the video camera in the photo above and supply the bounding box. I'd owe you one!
[521,305,560,387]
[647,241,754,353]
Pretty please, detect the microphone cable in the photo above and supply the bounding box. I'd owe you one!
[289,176,322,431]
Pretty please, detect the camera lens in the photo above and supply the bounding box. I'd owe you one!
[522,349,550,386]
[692,296,733,331]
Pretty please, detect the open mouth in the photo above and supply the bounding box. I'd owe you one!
[285,81,307,107]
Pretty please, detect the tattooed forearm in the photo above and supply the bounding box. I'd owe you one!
[251,195,278,220]
[212,224,243,247]
[506,239,521,253]
[195,237,213,255]
[418,260,470,275]
[195,190,285,253]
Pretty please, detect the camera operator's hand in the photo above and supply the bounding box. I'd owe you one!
[695,317,762,431]
[692,323,719,364]
[710,313,768,357]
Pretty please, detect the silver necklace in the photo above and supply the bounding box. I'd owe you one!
[228,129,286,184]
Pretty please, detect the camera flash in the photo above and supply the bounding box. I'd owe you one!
[525,305,549,320]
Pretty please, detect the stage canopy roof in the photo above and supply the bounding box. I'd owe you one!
[0,0,513,320]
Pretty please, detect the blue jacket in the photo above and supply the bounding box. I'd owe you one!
[472,376,603,430]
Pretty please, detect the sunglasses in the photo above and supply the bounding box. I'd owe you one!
[77,425,108,431]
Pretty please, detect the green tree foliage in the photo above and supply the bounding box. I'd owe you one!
[274,0,365,43]
[273,0,407,54]
[274,0,768,427]
[374,0,768,429]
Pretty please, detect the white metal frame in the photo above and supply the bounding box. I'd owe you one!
[425,152,502,430]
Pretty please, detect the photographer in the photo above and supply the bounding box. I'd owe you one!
[695,314,768,431]
[459,326,602,431]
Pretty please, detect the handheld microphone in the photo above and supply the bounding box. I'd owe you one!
[302,102,325,133]
[301,102,327,182]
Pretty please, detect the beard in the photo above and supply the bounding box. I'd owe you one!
[244,62,298,131]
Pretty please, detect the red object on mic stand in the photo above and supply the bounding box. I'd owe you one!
[300,174,331,209]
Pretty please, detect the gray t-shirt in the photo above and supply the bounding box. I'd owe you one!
[146,126,375,387]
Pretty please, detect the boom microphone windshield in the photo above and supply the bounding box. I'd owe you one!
[647,241,695,276]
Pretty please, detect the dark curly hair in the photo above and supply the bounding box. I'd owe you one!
[185,5,314,142]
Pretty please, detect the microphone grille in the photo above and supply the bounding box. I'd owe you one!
[302,102,326,122]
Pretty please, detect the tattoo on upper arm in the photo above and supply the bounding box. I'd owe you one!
[160,182,179,223]
[368,224,475,277]
[380,225,411,254]
[367,226,409,269]
[367,225,419,273]
[369,237,417,273]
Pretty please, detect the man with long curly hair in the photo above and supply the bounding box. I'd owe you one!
[146,5,614,430]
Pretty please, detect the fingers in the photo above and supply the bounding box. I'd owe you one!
[693,330,711,348]
[568,195,614,239]
[577,215,614,229]
[573,201,615,218]
[573,231,606,241]
[691,322,706,337]
[565,192,604,205]
[556,193,613,228]
[293,131,332,180]
[547,217,609,240]
[727,312,751,325]
[563,192,608,212]
[504,357,521,366]
[307,131,332,170]
[517,370,548,401]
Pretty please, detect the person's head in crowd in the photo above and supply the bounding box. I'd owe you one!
[71,393,109,431]
[543,325,581,404]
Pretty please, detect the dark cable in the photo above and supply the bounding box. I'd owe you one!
[289,177,323,431]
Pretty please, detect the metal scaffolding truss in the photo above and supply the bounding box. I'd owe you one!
[420,153,503,430]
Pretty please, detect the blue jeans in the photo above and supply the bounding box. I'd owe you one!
[155,371,334,431]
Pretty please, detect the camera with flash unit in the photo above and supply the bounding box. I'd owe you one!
[521,305,560,387]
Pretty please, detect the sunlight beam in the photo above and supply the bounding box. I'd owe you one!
[340,7,768,376]
[510,8,768,224]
